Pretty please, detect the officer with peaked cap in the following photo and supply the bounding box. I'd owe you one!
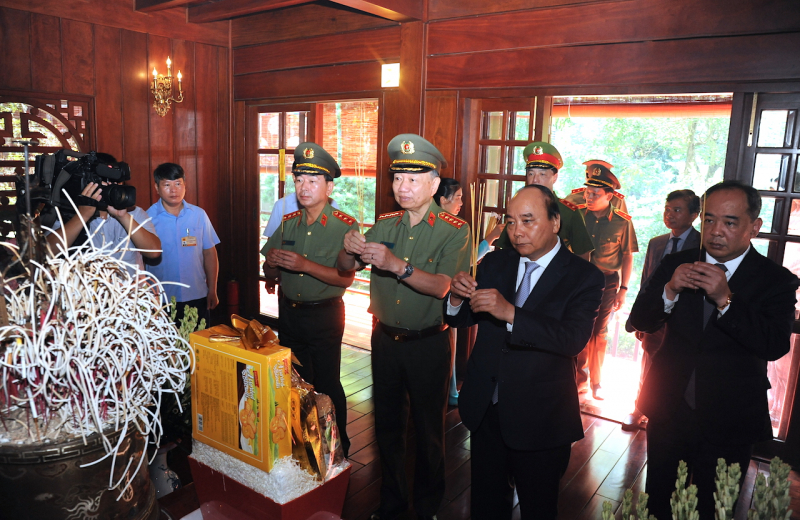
[575,166,638,401]
[564,159,629,213]
[261,142,359,457]
[493,142,594,260]
[338,134,471,520]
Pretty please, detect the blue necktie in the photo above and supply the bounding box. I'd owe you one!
[493,261,541,404]
[514,261,541,307]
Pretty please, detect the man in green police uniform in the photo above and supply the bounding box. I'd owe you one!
[575,165,638,400]
[564,159,628,213]
[494,142,594,261]
[338,134,471,520]
[262,142,359,457]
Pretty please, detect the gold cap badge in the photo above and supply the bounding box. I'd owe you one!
[401,141,415,155]
[303,147,314,159]
[533,146,543,155]
[591,167,601,177]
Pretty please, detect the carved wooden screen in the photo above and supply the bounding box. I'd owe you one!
[0,95,91,240]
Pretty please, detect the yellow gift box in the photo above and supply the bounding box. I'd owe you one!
[190,322,292,473]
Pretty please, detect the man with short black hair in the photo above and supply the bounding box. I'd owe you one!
[629,180,799,519]
[622,189,700,431]
[147,162,220,325]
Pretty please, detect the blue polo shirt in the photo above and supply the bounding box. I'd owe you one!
[146,199,220,302]
[51,206,155,274]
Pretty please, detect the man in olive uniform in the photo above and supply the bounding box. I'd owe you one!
[262,142,359,457]
[494,142,594,261]
[575,166,638,400]
[564,159,628,213]
[338,134,471,520]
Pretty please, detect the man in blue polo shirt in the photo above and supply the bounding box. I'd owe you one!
[146,163,220,324]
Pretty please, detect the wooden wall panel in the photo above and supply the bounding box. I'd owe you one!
[0,9,32,91]
[234,26,401,75]
[171,39,198,205]
[428,0,602,20]
[147,33,176,203]
[94,25,124,161]
[214,46,230,239]
[426,32,800,90]
[231,3,397,48]
[0,0,228,47]
[427,0,800,56]
[423,91,458,178]
[194,43,218,223]
[30,14,63,93]
[120,30,153,210]
[234,62,381,100]
[61,20,94,96]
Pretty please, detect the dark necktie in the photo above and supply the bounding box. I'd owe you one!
[671,236,681,254]
[493,261,541,404]
[686,262,728,409]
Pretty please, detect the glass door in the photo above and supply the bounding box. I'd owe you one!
[256,105,313,318]
[732,92,800,464]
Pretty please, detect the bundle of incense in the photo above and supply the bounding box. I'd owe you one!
[279,148,286,234]
[469,181,486,278]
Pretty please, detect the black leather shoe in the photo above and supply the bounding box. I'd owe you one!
[621,410,645,431]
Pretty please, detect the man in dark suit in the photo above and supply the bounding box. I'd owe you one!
[629,181,799,519]
[622,189,701,431]
[445,185,604,519]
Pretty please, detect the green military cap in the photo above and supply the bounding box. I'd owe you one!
[387,134,447,174]
[292,142,341,180]
[522,142,563,172]
[584,163,622,190]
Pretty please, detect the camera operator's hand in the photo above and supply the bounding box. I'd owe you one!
[106,205,129,221]
[77,183,102,219]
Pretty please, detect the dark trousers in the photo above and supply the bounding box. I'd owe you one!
[645,401,752,520]
[576,271,618,391]
[278,298,350,457]
[174,297,210,327]
[371,325,451,518]
[471,404,571,520]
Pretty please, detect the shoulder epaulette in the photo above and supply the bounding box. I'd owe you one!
[378,210,405,221]
[571,187,586,194]
[282,210,302,222]
[560,199,579,211]
[613,191,625,200]
[438,212,466,229]
[332,210,357,226]
[614,208,633,221]
[576,203,587,210]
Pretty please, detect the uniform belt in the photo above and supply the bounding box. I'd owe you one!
[378,322,448,342]
[280,295,342,309]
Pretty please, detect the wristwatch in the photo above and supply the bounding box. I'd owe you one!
[398,263,414,280]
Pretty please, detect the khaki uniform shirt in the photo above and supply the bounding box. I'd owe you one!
[564,188,628,213]
[262,203,359,301]
[580,204,639,273]
[495,197,595,256]
[365,200,471,330]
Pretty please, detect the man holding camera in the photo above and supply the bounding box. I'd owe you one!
[46,154,161,273]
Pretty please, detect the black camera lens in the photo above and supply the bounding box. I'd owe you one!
[100,184,136,210]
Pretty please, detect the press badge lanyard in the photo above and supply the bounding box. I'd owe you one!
[182,227,197,247]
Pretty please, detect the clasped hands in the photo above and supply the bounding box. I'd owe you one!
[342,229,405,275]
[449,271,515,324]
[665,261,730,308]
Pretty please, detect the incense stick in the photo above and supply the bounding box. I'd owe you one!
[469,181,486,278]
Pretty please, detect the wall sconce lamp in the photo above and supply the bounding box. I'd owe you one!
[381,63,400,88]
[151,56,184,117]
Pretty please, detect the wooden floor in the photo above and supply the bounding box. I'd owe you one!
[336,346,800,520]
